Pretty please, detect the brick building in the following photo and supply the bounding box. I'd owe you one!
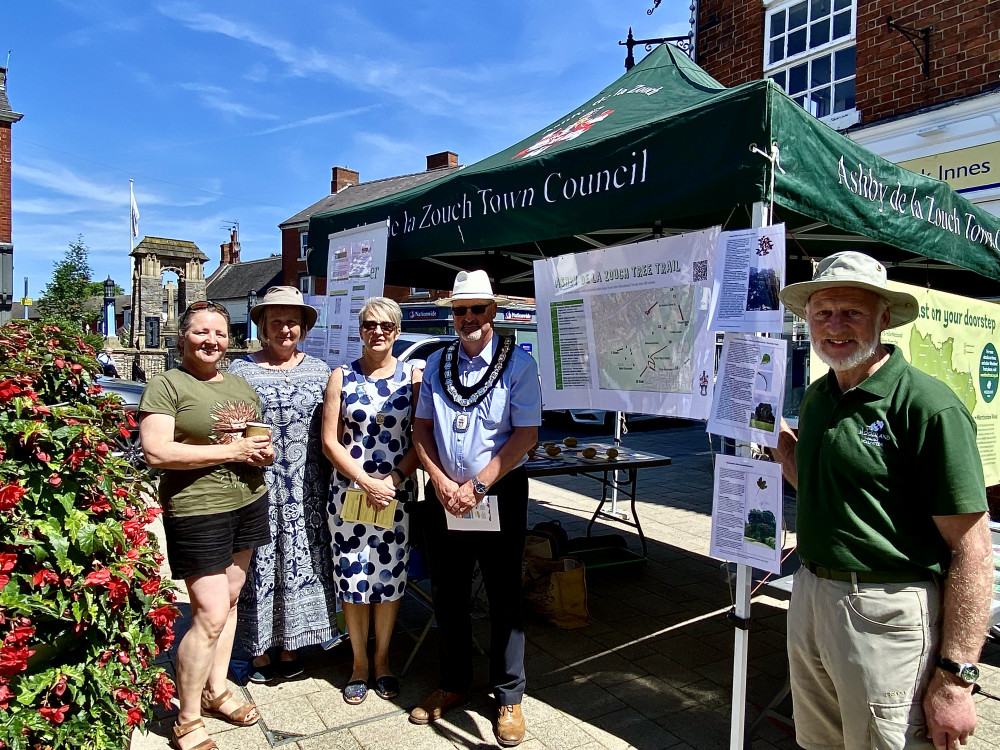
[278,152,461,301]
[0,67,24,325]
[694,0,1000,216]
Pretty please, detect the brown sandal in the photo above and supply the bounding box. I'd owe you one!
[200,689,259,726]
[171,718,218,750]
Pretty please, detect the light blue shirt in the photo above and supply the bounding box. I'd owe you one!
[417,335,542,483]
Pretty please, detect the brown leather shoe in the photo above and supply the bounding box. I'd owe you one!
[496,703,526,747]
[408,688,470,725]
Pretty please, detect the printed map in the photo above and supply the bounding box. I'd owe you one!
[591,286,695,393]
[909,327,977,414]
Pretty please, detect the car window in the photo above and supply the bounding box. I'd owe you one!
[410,341,451,362]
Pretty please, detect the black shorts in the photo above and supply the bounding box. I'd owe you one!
[162,494,271,580]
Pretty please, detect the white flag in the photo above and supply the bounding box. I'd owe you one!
[130,183,140,239]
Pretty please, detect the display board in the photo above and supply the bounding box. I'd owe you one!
[533,227,718,420]
[301,221,389,369]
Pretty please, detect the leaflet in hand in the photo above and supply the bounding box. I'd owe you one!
[340,489,398,529]
[446,494,501,532]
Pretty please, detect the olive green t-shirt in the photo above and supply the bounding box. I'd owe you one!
[139,367,267,517]
[796,345,986,575]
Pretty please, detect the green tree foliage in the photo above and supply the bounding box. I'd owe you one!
[36,236,94,323]
[744,508,777,548]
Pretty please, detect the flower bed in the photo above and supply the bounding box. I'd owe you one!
[0,321,177,749]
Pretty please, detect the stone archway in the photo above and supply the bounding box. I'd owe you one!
[129,237,208,349]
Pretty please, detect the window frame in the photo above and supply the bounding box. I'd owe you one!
[298,231,309,260]
[298,274,314,295]
[763,0,859,129]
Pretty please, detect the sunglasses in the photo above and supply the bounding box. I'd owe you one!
[361,321,398,333]
[452,304,491,316]
[185,300,230,317]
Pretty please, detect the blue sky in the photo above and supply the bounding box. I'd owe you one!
[4,1,691,299]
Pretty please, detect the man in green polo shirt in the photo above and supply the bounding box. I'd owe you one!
[772,251,992,750]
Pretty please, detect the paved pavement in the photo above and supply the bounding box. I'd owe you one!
[131,422,1000,749]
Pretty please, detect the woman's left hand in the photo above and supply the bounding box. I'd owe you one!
[246,440,275,467]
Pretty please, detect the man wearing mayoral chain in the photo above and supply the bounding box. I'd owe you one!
[410,270,541,747]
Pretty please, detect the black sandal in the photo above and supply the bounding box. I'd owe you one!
[343,679,368,705]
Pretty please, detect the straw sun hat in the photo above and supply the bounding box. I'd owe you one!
[434,270,509,307]
[249,286,319,331]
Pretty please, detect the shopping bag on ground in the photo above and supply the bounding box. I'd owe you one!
[523,556,589,629]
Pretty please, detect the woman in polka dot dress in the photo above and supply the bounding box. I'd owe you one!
[321,297,422,705]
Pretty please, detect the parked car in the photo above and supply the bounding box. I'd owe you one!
[393,333,458,368]
[96,376,147,473]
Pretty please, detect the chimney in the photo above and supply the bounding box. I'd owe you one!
[220,227,240,266]
[426,151,459,171]
[331,167,360,194]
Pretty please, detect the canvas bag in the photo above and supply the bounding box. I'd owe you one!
[522,555,589,629]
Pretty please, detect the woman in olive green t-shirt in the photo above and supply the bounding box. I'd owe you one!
[139,301,274,750]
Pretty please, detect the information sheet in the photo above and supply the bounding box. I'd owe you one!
[445,495,501,532]
[707,333,787,448]
[300,294,329,360]
[533,227,718,420]
[710,455,783,574]
[708,225,785,334]
[323,221,389,369]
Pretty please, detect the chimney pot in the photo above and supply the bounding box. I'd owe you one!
[426,151,459,171]
[331,167,360,193]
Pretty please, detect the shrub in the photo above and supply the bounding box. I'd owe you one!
[0,321,177,749]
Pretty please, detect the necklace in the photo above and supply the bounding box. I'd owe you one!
[440,336,514,432]
[257,351,301,383]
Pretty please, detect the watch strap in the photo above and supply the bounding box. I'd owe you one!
[936,655,979,683]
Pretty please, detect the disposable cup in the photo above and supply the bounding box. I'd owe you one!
[245,422,271,438]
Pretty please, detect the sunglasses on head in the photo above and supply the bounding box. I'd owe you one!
[361,320,398,332]
[185,300,230,317]
[452,304,491,316]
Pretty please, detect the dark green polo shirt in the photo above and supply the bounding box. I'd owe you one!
[796,345,986,575]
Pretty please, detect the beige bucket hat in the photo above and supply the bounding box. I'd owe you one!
[250,286,319,331]
[778,251,919,329]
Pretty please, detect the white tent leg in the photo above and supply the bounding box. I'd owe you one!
[610,410,624,517]
[730,563,752,749]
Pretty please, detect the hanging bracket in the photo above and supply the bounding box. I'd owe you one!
[886,16,932,78]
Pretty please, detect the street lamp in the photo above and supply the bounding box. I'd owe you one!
[103,276,116,337]
[247,289,257,344]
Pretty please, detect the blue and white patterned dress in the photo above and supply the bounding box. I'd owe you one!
[230,354,339,653]
[328,359,417,604]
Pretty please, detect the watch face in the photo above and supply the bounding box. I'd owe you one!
[959,665,980,683]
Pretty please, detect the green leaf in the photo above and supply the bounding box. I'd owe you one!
[36,519,71,569]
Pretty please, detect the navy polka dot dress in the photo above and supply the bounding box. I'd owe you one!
[328,359,415,604]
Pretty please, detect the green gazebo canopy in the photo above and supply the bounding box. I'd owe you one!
[309,45,1000,297]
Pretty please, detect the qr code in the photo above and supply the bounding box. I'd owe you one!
[692,260,708,282]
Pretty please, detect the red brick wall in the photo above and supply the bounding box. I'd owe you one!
[855,1,1000,122]
[0,123,11,244]
[697,0,1000,125]
[280,226,323,293]
[696,0,765,86]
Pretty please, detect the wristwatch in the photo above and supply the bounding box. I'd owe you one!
[936,655,980,684]
[472,477,489,496]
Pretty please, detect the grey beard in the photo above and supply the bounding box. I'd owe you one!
[816,336,879,372]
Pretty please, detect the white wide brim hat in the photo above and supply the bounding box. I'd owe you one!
[778,251,919,329]
[250,286,319,331]
[435,269,509,307]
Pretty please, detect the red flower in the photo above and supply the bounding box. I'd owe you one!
[3,625,33,646]
[48,474,62,487]
[141,578,160,596]
[65,448,88,470]
[69,363,83,374]
[122,519,147,546]
[53,357,65,369]
[126,706,143,726]
[0,380,21,401]
[32,403,51,416]
[117,649,129,665]
[107,577,129,605]
[89,496,111,514]
[0,484,26,511]
[39,704,69,724]
[0,444,5,460]
[52,674,67,696]
[113,487,129,499]
[126,412,137,428]
[155,630,175,652]
[95,442,110,456]
[0,646,35,676]
[83,569,111,587]
[33,569,60,587]
[0,554,16,574]
[149,605,178,629]
[0,683,12,709]
[115,687,140,704]
[119,424,131,438]
[35,450,51,463]
[144,506,164,523]
[153,673,175,707]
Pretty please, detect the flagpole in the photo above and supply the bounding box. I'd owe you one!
[129,179,138,349]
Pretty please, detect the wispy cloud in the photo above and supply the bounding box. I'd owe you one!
[250,106,381,136]
[179,83,279,120]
